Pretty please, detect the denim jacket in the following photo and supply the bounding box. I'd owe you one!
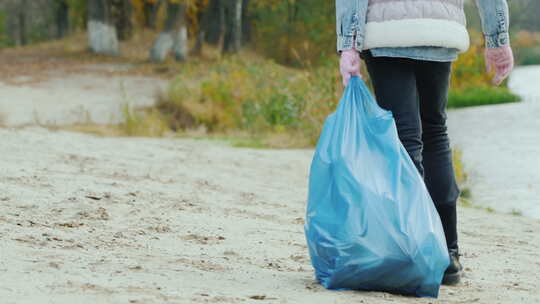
[336,0,510,62]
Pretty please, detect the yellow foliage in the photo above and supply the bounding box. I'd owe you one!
[161,52,342,146]
[251,0,336,67]
[120,104,169,137]
[451,34,492,90]
[452,149,468,185]
[130,0,206,37]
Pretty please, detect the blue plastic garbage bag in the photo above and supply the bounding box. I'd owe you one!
[304,76,449,298]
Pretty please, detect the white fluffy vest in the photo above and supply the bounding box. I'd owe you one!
[363,0,470,52]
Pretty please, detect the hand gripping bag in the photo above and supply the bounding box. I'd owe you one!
[304,76,450,298]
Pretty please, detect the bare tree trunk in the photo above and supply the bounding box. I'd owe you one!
[205,0,223,46]
[233,0,242,51]
[242,0,251,43]
[55,0,70,39]
[223,0,242,54]
[218,0,226,48]
[87,0,119,56]
[112,0,133,41]
[143,0,162,29]
[18,7,26,45]
[193,4,208,55]
[150,2,188,62]
[222,0,232,52]
[173,22,188,61]
[8,0,28,46]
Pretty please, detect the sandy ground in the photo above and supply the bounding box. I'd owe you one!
[447,66,540,218]
[0,64,167,126]
[1,127,539,304]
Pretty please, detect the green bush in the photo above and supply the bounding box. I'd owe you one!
[448,86,521,108]
[156,53,341,147]
[515,46,540,65]
[449,34,521,108]
[120,104,168,137]
[200,64,311,132]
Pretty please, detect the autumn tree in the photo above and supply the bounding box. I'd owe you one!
[195,0,246,54]
[192,0,209,55]
[143,0,163,29]
[53,0,70,38]
[3,0,28,46]
[111,0,134,40]
[222,0,242,53]
[149,0,188,62]
[203,0,223,46]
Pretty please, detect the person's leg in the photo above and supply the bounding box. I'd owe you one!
[414,60,460,253]
[415,60,462,285]
[361,51,424,175]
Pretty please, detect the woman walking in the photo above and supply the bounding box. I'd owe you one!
[336,0,514,285]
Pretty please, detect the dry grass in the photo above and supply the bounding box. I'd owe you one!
[60,124,125,137]
[452,148,468,186]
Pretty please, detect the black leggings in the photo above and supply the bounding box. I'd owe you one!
[362,50,460,252]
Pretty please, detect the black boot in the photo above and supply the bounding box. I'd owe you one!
[442,249,463,285]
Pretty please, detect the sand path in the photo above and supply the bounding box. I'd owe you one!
[0,64,166,127]
[447,66,540,218]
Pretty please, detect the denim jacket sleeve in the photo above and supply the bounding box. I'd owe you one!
[475,0,510,48]
[335,0,368,52]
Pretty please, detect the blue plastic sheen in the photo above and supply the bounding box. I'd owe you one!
[304,76,450,298]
